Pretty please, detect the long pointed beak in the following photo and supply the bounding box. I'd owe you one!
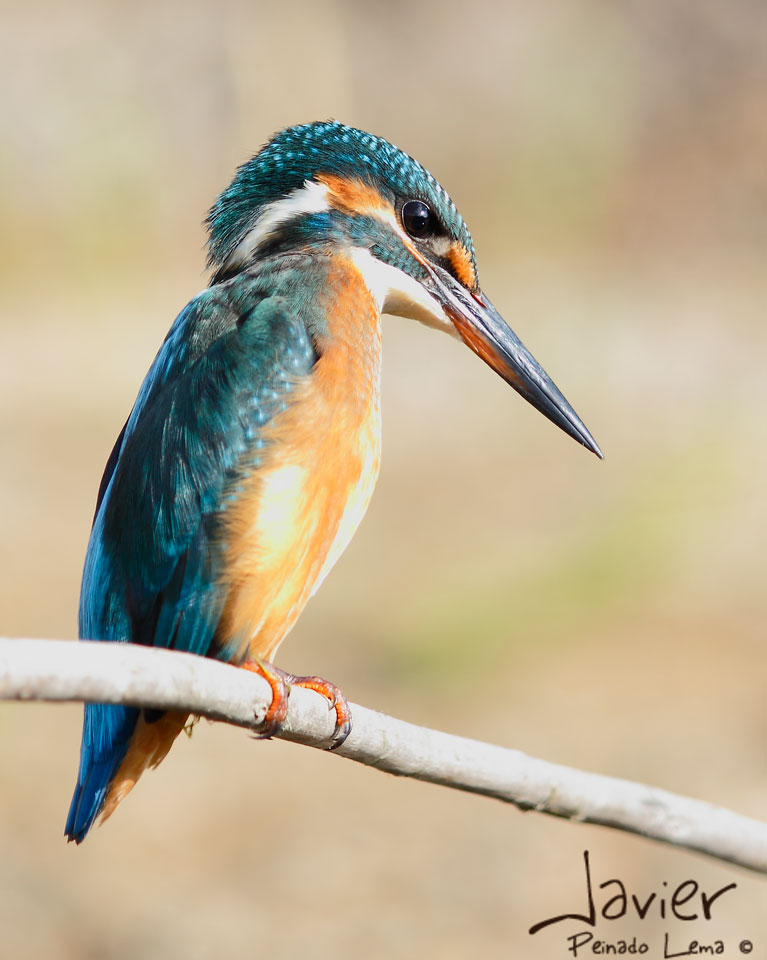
[424,264,603,458]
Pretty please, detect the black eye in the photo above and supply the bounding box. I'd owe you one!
[402,199,434,239]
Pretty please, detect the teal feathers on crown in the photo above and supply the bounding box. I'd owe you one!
[206,121,475,270]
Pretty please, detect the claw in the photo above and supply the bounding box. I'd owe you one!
[329,710,352,750]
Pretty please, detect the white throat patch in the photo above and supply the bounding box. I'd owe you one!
[347,247,458,338]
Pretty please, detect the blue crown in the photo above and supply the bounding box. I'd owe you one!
[206,121,475,270]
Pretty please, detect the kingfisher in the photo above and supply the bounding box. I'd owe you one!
[65,121,602,843]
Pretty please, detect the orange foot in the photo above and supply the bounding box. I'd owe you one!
[241,661,352,750]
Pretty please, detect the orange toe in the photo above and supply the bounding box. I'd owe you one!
[241,660,290,739]
[241,662,352,748]
[284,674,352,749]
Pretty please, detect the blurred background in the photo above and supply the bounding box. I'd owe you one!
[0,0,765,956]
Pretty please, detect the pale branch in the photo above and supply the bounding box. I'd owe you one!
[0,638,764,874]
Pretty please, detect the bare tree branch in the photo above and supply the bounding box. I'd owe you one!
[0,637,764,874]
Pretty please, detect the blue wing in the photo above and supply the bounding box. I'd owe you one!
[65,273,318,841]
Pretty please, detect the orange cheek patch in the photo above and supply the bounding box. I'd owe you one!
[316,174,435,278]
[317,173,395,220]
[448,243,478,292]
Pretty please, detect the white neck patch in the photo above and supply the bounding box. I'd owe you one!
[221,179,331,275]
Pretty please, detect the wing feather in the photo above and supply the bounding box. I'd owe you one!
[66,272,317,841]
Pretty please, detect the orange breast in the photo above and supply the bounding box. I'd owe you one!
[217,254,382,663]
[100,255,382,827]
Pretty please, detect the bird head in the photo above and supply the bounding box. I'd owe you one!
[207,121,602,458]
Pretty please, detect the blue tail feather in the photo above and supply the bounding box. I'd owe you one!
[64,703,139,843]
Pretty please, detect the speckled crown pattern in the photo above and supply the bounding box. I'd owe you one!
[206,121,476,275]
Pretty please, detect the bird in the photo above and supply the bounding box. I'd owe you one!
[65,120,602,843]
